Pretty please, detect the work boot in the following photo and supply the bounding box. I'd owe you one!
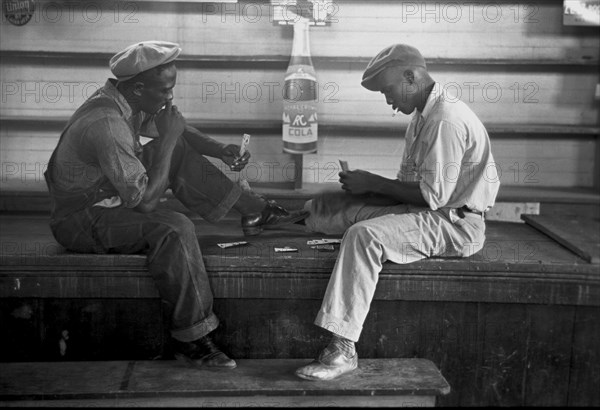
[173,335,237,369]
[241,199,309,236]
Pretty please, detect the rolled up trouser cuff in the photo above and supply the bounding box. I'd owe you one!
[170,311,220,342]
[315,310,362,343]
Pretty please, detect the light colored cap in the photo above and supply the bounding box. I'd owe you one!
[109,41,181,81]
[361,44,426,91]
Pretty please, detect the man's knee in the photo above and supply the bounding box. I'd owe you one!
[303,199,313,212]
[344,221,379,245]
[154,211,197,239]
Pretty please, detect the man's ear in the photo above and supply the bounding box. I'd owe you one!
[132,81,144,97]
[402,69,415,84]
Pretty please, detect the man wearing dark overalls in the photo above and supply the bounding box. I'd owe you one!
[44,41,307,369]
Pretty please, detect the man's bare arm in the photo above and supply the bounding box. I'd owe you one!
[135,101,185,213]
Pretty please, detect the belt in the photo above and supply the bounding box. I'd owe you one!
[457,205,484,218]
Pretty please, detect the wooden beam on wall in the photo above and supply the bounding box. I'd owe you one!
[1,50,598,71]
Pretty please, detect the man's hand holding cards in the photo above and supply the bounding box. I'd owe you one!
[226,133,251,171]
[339,160,349,172]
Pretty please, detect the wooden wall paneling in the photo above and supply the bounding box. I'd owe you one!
[523,304,575,406]
[490,138,597,188]
[1,1,597,62]
[2,62,598,126]
[1,0,598,192]
[417,301,446,395]
[0,128,55,192]
[368,300,423,359]
[39,298,165,361]
[0,298,43,361]
[478,302,529,406]
[1,127,597,190]
[317,69,600,126]
[0,64,110,117]
[595,132,600,190]
[261,299,327,359]
[321,1,599,61]
[354,300,383,360]
[0,1,293,56]
[540,203,600,219]
[437,302,482,407]
[211,298,326,360]
[567,306,600,406]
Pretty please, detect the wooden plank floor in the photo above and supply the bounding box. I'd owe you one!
[0,359,449,407]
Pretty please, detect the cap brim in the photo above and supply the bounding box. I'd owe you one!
[361,65,388,92]
[361,75,382,92]
[165,48,182,65]
[115,73,138,82]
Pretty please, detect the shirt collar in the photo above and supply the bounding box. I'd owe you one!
[417,82,443,120]
[100,79,134,121]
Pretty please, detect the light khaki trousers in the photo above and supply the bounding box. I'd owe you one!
[304,192,486,342]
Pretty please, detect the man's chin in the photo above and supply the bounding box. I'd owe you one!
[391,105,412,116]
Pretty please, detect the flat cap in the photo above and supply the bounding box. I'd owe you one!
[110,41,181,81]
[361,44,426,91]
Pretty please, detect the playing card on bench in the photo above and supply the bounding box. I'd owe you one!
[307,239,342,245]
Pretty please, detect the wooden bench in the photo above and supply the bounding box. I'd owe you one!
[0,358,450,407]
[1,213,598,304]
[1,206,599,406]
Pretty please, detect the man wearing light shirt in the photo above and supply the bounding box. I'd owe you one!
[295,44,500,381]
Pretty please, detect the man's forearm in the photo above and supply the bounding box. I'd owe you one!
[135,140,176,213]
[182,125,226,158]
[372,176,428,206]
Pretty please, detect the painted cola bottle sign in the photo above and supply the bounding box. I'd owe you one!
[282,18,318,154]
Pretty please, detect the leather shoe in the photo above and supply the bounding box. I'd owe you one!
[241,200,309,236]
[173,336,237,369]
[295,347,358,381]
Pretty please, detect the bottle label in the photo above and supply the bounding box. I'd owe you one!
[283,103,318,145]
